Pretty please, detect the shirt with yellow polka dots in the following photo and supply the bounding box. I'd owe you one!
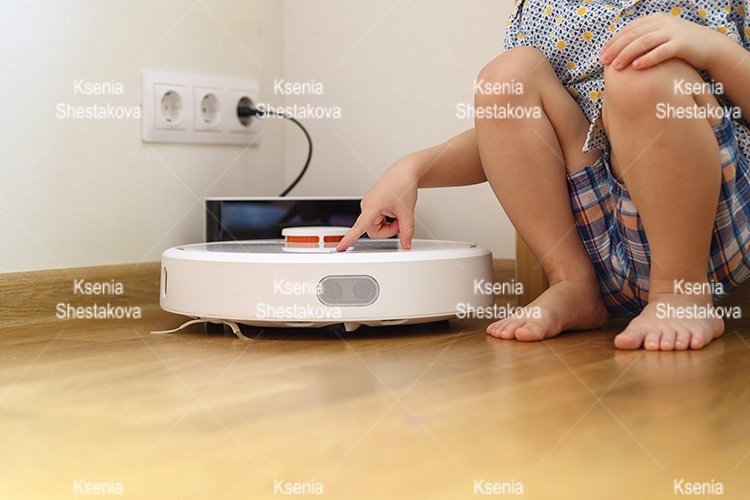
[504,0,750,155]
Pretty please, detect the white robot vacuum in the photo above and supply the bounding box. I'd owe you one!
[159,227,494,333]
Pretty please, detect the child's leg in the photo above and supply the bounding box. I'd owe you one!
[476,47,608,341]
[602,60,725,351]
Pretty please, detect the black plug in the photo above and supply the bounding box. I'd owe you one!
[237,105,266,119]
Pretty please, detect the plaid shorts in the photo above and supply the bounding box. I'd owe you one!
[567,119,750,316]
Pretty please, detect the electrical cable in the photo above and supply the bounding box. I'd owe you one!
[237,105,313,197]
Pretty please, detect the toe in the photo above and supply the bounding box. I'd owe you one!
[614,325,646,350]
[689,330,706,350]
[644,330,662,351]
[487,319,512,336]
[500,319,527,339]
[487,319,521,339]
[486,320,504,336]
[659,329,676,351]
[514,322,547,342]
[674,327,690,351]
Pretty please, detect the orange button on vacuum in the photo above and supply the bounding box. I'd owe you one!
[281,227,350,249]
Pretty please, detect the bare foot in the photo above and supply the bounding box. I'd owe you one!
[486,280,608,342]
[614,294,724,351]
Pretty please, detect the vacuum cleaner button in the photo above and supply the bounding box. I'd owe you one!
[282,226,349,247]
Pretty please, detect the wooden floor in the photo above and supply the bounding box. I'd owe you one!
[2,263,750,499]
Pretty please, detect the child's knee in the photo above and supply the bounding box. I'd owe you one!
[604,63,674,114]
[603,60,722,126]
[475,47,549,105]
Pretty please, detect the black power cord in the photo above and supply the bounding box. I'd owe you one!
[237,105,313,197]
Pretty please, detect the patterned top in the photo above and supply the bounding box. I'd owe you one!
[504,0,750,155]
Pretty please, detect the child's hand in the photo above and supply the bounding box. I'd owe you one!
[600,13,725,70]
[336,160,419,252]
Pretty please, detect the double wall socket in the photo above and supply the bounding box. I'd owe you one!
[141,70,262,146]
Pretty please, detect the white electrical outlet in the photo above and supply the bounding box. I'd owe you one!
[193,87,222,131]
[141,70,261,145]
[154,84,189,130]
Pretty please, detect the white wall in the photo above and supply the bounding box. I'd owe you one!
[0,0,287,272]
[1,0,517,273]
[282,0,517,258]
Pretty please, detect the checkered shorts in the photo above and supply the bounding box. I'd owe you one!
[567,119,750,316]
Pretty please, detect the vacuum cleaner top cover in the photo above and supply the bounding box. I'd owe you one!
[168,238,486,260]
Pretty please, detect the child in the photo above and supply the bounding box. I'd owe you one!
[337,1,750,351]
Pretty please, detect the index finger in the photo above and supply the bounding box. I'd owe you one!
[336,214,371,252]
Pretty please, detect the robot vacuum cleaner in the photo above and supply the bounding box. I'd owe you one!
[159,227,494,333]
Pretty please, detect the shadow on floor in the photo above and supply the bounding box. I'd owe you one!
[203,319,470,342]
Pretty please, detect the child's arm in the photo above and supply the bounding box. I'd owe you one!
[337,129,486,251]
[409,129,486,188]
[600,13,750,122]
